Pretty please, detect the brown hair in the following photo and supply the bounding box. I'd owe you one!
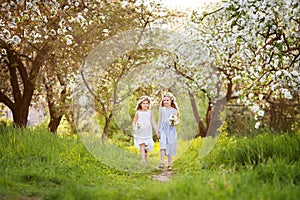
[136,96,151,111]
[161,92,178,110]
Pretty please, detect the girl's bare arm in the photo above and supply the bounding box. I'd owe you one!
[174,110,180,125]
[150,111,158,132]
[133,112,138,126]
[157,108,162,139]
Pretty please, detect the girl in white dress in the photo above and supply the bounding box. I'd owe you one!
[133,96,158,164]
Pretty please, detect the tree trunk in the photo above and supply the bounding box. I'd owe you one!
[65,112,77,135]
[12,106,29,127]
[102,113,113,139]
[206,98,226,138]
[191,77,232,138]
[9,76,35,127]
[44,87,62,133]
[0,42,52,128]
[43,74,67,133]
[48,109,63,133]
[188,90,207,137]
[46,98,64,133]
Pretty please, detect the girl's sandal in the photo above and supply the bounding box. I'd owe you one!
[167,166,172,171]
[158,163,164,169]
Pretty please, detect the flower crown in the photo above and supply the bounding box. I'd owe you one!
[162,92,176,102]
[137,96,151,106]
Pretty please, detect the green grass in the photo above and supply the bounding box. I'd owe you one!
[0,122,299,200]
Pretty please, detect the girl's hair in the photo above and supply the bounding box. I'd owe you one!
[161,92,178,111]
[136,96,151,111]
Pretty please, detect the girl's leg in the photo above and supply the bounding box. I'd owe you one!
[145,148,148,161]
[167,155,172,166]
[159,132,166,168]
[139,143,146,163]
[159,149,166,168]
[167,155,172,171]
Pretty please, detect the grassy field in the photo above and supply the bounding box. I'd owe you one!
[0,122,299,200]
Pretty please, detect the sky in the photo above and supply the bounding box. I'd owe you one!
[161,0,220,10]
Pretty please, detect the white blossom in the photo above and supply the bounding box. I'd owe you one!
[252,105,260,112]
[8,22,17,29]
[77,13,86,22]
[257,65,262,72]
[50,29,56,36]
[257,110,264,117]
[282,89,292,99]
[248,67,255,74]
[271,84,278,91]
[2,29,11,39]
[11,35,21,44]
[248,93,254,98]
[65,34,73,45]
[275,70,282,76]
[26,1,33,8]
[1,49,7,55]
[291,70,299,76]
[63,5,69,10]
[255,121,260,129]
[222,2,230,9]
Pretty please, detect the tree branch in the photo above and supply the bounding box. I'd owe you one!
[6,49,22,102]
[0,91,14,110]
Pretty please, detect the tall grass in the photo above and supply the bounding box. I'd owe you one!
[204,133,300,167]
[0,121,299,200]
[173,132,300,199]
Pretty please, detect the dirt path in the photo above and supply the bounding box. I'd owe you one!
[151,170,172,182]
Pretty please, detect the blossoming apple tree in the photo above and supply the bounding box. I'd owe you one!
[196,0,299,133]
[0,0,164,131]
[154,0,299,136]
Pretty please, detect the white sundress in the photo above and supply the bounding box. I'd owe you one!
[134,110,154,151]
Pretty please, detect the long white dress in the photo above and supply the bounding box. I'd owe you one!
[134,110,154,151]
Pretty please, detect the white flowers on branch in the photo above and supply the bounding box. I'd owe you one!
[0,0,98,47]
[11,35,21,45]
[180,0,300,129]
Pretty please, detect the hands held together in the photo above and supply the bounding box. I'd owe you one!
[156,131,160,139]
